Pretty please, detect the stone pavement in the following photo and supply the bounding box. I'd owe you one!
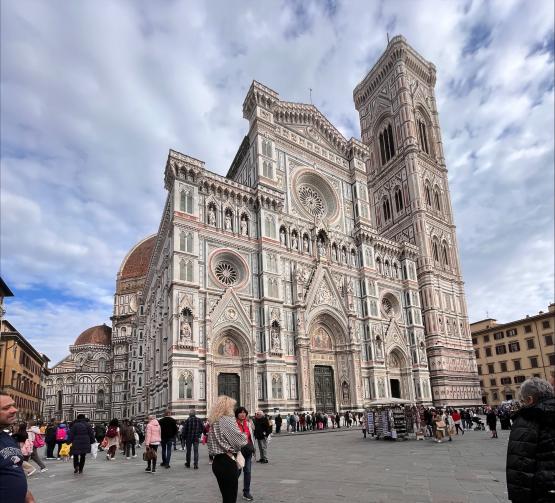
[28,426,510,503]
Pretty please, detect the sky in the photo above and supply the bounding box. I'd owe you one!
[1,0,554,364]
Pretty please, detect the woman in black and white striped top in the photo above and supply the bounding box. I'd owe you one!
[207,396,247,503]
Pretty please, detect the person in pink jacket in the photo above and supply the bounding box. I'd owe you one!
[144,415,161,473]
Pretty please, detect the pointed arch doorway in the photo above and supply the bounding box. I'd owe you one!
[314,365,335,413]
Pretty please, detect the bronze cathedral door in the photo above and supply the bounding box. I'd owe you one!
[218,373,240,403]
[314,366,335,413]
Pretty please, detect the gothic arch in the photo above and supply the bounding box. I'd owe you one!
[306,309,349,346]
[212,326,254,358]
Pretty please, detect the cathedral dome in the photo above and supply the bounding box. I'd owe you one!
[118,235,156,281]
[74,324,112,347]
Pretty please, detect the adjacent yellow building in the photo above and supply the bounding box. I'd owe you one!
[0,320,50,420]
[470,304,555,405]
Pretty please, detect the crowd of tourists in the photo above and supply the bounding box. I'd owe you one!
[1,376,554,503]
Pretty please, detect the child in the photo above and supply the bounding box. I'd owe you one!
[59,442,72,462]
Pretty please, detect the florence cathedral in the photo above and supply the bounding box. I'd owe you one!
[44,36,481,422]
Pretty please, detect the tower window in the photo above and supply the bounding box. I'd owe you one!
[432,240,439,262]
[180,190,193,214]
[382,197,392,222]
[378,123,396,165]
[394,187,404,212]
[442,243,449,266]
[425,184,432,206]
[434,189,442,211]
[418,120,430,154]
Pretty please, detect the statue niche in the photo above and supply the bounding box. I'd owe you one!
[178,308,194,348]
[270,321,281,352]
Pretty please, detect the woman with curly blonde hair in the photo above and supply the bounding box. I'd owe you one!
[207,396,247,503]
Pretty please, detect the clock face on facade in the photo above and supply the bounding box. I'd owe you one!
[129,294,137,312]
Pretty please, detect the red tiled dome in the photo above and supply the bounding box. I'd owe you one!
[74,324,112,346]
[120,235,156,280]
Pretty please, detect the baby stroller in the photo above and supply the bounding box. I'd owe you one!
[471,416,485,430]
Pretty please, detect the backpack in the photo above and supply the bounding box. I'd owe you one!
[56,427,67,441]
[33,434,45,448]
[21,438,34,456]
[106,426,118,438]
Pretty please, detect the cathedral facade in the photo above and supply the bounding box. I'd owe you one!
[44,36,480,422]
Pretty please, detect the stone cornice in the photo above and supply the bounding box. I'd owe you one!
[353,35,437,110]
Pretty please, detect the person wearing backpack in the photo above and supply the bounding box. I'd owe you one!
[94,422,106,450]
[55,422,69,459]
[104,419,120,460]
[26,421,47,472]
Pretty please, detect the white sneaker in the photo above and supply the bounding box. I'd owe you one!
[126,457,130,460]
[132,455,137,458]
[40,468,48,472]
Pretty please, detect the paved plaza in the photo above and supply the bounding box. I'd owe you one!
[29,426,510,503]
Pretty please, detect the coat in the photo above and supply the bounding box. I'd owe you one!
[45,424,57,443]
[145,419,161,446]
[68,419,95,455]
[486,411,497,429]
[253,416,272,440]
[506,397,555,502]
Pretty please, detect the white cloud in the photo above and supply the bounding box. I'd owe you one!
[1,0,553,361]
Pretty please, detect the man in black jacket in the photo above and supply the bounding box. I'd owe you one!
[158,410,178,469]
[253,411,272,463]
[182,409,204,469]
[506,377,555,502]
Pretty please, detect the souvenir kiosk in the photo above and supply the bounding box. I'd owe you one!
[365,398,426,440]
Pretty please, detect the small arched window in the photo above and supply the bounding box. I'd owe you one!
[262,160,273,179]
[394,187,404,212]
[442,243,449,266]
[262,138,273,157]
[432,240,439,262]
[180,231,193,253]
[382,197,392,221]
[180,260,193,282]
[417,119,430,154]
[265,215,276,238]
[180,190,193,214]
[434,188,442,212]
[425,184,432,206]
[272,374,283,399]
[98,358,106,373]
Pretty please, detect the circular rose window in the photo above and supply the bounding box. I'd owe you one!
[291,168,339,222]
[209,249,249,289]
[215,261,238,286]
[380,293,400,319]
[298,184,326,218]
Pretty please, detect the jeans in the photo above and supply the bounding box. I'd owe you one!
[160,439,173,465]
[46,441,56,458]
[185,438,199,466]
[124,441,136,457]
[212,454,239,503]
[256,438,268,461]
[146,444,158,471]
[73,454,86,472]
[239,452,252,495]
[30,447,46,470]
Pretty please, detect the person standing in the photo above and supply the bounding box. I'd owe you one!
[274,414,282,434]
[253,411,271,464]
[506,377,555,502]
[486,407,498,439]
[121,419,136,459]
[207,396,247,503]
[67,414,95,474]
[235,407,255,501]
[0,392,36,503]
[144,414,161,474]
[158,410,178,469]
[104,419,120,460]
[44,419,57,460]
[182,409,204,469]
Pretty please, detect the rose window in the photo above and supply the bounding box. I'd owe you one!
[298,185,325,218]
[215,261,238,286]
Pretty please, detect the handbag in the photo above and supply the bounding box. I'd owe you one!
[436,420,446,429]
[143,447,157,461]
[235,451,245,469]
[240,441,255,457]
[100,437,108,448]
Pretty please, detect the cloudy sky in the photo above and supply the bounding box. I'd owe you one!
[1,0,553,363]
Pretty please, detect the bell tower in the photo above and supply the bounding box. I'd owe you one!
[353,35,480,405]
